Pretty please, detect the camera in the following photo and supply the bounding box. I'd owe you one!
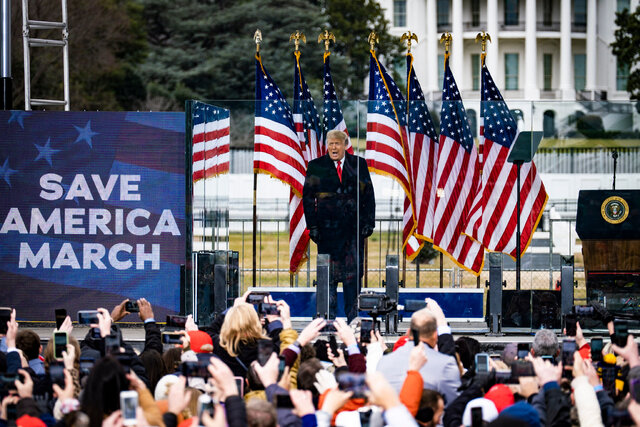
[337,372,368,398]
[258,303,279,316]
[180,360,210,378]
[125,301,139,313]
[358,292,389,311]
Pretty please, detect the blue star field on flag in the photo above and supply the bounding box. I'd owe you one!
[256,59,295,130]
[294,61,322,142]
[322,56,343,131]
[368,55,407,127]
[407,61,438,140]
[481,65,517,148]
[440,61,474,153]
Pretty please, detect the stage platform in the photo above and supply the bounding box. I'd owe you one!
[25,321,624,354]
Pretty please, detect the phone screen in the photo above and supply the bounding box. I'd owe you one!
[162,333,183,344]
[562,340,576,367]
[234,376,245,397]
[78,310,99,325]
[565,314,577,337]
[257,339,273,366]
[360,319,373,344]
[275,393,294,408]
[475,353,489,373]
[49,363,65,387]
[105,334,120,355]
[517,343,530,359]
[602,365,616,395]
[166,315,187,328]
[6,403,16,421]
[590,338,603,362]
[614,321,628,347]
[54,332,68,359]
[337,372,368,398]
[0,308,11,335]
[55,309,67,329]
[471,407,483,427]
[125,301,139,313]
[120,392,138,425]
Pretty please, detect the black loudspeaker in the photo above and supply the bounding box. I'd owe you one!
[487,253,504,333]
[560,255,575,316]
[383,255,400,334]
[194,251,215,325]
[316,254,330,318]
[193,250,239,325]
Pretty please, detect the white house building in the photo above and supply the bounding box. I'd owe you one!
[378,0,634,102]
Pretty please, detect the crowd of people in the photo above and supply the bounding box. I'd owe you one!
[1,292,640,427]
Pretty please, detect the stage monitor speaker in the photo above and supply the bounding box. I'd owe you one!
[560,255,575,316]
[487,253,503,333]
[384,255,399,302]
[193,250,239,325]
[194,251,215,325]
[213,251,229,317]
[316,254,330,318]
[384,255,400,334]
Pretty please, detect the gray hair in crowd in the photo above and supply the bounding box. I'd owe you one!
[532,329,559,356]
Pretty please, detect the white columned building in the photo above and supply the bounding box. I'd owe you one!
[524,0,538,100]
[379,0,628,102]
[559,0,574,100]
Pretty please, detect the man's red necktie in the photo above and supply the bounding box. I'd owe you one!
[336,161,342,183]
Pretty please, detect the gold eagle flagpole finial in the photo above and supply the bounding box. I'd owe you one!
[254,29,262,54]
[318,30,336,52]
[401,31,418,53]
[289,31,306,53]
[368,31,379,52]
[475,31,491,65]
[440,32,452,54]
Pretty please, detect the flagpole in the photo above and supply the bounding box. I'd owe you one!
[252,30,262,289]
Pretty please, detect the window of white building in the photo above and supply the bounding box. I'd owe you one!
[472,54,480,91]
[504,0,519,25]
[543,54,553,91]
[617,0,630,12]
[574,0,587,27]
[574,54,586,91]
[617,61,630,91]
[505,53,519,90]
[393,0,406,27]
[437,0,450,27]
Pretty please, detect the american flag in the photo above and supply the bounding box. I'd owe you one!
[322,52,353,154]
[366,51,421,258]
[254,54,306,197]
[433,55,484,274]
[289,52,321,273]
[192,102,230,182]
[406,53,439,243]
[464,64,548,258]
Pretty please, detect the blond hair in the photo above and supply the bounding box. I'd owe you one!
[326,129,347,143]
[219,303,266,357]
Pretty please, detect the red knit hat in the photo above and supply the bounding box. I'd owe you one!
[484,384,514,413]
[188,330,213,353]
[17,415,46,427]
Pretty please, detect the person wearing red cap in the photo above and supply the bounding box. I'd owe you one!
[484,384,515,413]
[186,331,213,354]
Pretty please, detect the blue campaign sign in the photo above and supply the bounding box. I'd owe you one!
[0,111,186,321]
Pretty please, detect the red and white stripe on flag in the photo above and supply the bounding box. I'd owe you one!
[192,109,230,182]
[464,64,547,259]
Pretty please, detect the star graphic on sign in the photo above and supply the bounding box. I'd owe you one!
[8,111,32,129]
[73,121,99,148]
[0,158,17,187]
[34,138,60,166]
